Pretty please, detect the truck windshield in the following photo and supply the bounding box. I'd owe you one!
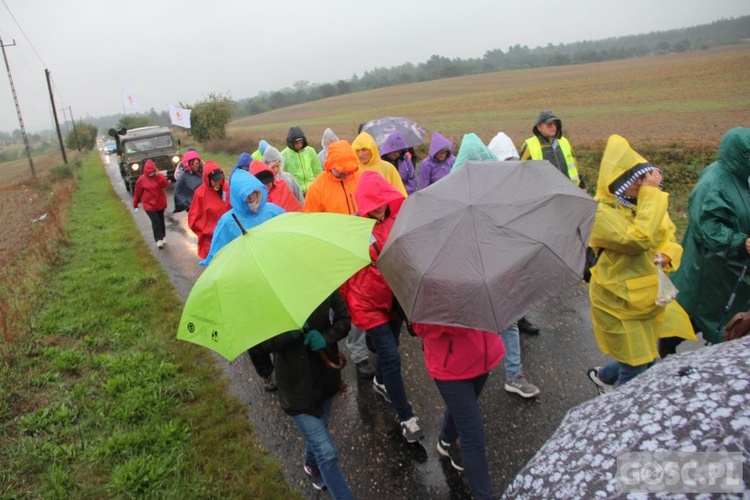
[123,135,173,153]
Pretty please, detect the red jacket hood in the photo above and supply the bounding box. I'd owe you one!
[356,170,405,217]
[143,159,158,176]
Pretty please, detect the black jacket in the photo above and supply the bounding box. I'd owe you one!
[263,291,350,417]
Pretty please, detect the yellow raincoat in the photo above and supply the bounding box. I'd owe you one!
[589,135,695,366]
[351,132,408,197]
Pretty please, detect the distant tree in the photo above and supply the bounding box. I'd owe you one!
[65,122,97,150]
[336,80,351,95]
[118,115,150,130]
[187,92,235,142]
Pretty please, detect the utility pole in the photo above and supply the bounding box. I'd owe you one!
[68,106,80,153]
[45,69,68,164]
[1,36,36,180]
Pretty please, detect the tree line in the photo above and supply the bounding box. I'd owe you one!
[234,16,750,117]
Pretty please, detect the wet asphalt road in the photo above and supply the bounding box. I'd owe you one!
[101,154,691,498]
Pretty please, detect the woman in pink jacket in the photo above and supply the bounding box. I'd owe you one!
[133,160,169,249]
[411,323,505,500]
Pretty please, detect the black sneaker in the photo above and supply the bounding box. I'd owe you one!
[262,375,277,392]
[437,438,464,471]
[303,461,326,491]
[587,367,614,396]
[518,316,540,335]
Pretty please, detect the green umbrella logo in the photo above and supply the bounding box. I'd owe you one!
[187,322,195,333]
[211,330,218,342]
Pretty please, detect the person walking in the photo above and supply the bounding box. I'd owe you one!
[262,292,354,498]
[518,111,586,335]
[188,161,231,260]
[519,110,584,188]
[666,127,750,353]
[418,132,455,189]
[411,323,505,500]
[351,131,407,196]
[252,139,270,161]
[173,149,204,213]
[343,170,424,443]
[200,169,285,391]
[451,132,540,398]
[586,135,695,393]
[303,141,376,379]
[263,145,305,206]
[380,130,418,194]
[133,159,169,249]
[250,161,302,212]
[281,126,322,195]
[318,128,340,166]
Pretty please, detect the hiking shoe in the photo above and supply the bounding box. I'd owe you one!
[400,416,424,444]
[262,375,277,392]
[518,316,540,335]
[303,461,326,491]
[373,377,391,403]
[437,438,464,471]
[504,374,540,398]
[356,359,375,379]
[587,367,614,396]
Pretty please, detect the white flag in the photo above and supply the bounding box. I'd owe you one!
[123,90,138,109]
[169,105,192,129]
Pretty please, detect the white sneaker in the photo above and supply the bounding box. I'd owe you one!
[156,240,164,249]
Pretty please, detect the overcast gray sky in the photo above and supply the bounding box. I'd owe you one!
[1,0,748,134]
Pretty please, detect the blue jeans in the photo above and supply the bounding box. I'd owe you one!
[290,397,353,499]
[366,320,414,422]
[435,374,493,500]
[500,323,521,378]
[599,359,655,386]
[346,325,369,364]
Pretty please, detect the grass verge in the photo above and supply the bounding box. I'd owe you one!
[0,151,295,498]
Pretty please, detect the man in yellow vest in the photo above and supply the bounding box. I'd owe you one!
[516,111,585,336]
[520,110,584,188]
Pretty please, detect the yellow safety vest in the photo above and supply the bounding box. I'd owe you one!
[524,136,580,186]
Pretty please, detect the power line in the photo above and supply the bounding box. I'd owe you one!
[1,0,47,68]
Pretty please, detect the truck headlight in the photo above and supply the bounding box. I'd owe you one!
[172,155,181,164]
[130,163,140,172]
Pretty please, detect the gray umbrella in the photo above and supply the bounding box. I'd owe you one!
[377,160,597,333]
[502,337,750,498]
[361,116,428,148]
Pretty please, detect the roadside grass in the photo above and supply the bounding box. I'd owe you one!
[0,151,296,498]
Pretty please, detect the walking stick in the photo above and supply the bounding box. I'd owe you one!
[714,258,750,341]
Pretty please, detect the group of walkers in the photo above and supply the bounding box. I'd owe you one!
[131,112,750,499]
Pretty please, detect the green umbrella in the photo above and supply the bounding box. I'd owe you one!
[177,212,375,361]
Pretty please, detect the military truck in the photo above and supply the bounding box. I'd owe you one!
[108,126,182,193]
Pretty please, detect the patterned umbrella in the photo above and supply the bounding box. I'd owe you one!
[362,116,428,148]
[503,337,750,498]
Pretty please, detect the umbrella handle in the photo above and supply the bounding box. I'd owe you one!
[318,350,347,370]
[714,258,750,339]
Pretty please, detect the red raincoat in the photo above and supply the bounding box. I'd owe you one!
[249,160,302,212]
[411,324,505,381]
[133,160,168,211]
[188,160,231,259]
[342,170,405,330]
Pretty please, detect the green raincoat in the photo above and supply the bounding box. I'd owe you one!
[671,127,750,344]
[588,135,695,366]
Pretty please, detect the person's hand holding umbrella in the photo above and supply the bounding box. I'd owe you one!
[303,330,327,351]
